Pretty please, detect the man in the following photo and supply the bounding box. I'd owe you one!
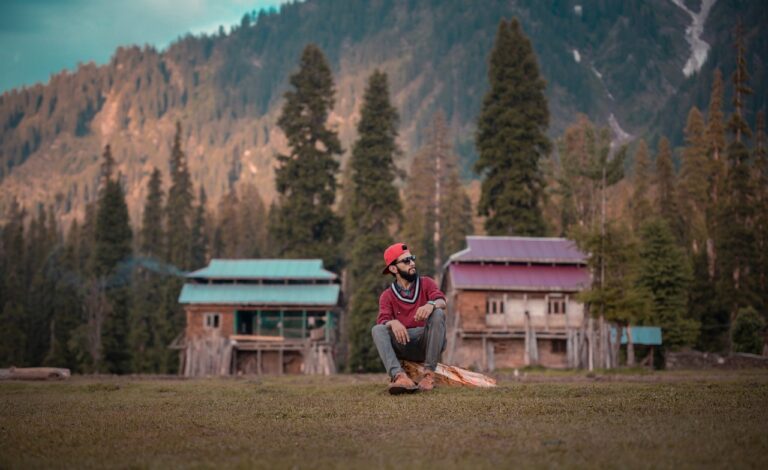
[371,242,447,394]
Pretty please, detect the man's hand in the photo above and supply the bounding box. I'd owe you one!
[388,319,409,345]
[414,303,435,322]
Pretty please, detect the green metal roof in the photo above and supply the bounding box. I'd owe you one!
[179,283,340,306]
[611,326,663,346]
[187,259,337,280]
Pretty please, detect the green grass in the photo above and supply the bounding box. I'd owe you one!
[1,371,767,469]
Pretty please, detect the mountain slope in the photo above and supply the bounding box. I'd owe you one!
[0,0,763,225]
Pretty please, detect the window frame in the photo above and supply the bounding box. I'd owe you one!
[204,312,221,329]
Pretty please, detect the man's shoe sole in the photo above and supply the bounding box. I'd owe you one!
[388,385,418,395]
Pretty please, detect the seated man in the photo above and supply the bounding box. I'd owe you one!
[371,243,447,394]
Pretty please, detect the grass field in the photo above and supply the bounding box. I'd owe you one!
[1,370,767,469]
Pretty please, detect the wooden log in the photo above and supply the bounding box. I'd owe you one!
[401,361,496,388]
[4,367,71,380]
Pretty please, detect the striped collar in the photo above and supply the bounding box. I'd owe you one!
[391,276,420,304]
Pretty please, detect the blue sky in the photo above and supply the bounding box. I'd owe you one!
[0,0,286,93]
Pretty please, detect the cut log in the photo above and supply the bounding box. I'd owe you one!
[401,361,496,388]
[3,367,71,380]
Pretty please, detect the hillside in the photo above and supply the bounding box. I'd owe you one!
[0,0,764,225]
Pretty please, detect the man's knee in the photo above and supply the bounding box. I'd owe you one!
[429,308,446,325]
[371,323,389,339]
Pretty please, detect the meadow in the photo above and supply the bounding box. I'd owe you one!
[1,370,767,469]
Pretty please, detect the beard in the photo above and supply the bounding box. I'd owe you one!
[397,266,418,283]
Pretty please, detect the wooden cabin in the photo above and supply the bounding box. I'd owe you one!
[177,259,340,376]
[441,236,591,370]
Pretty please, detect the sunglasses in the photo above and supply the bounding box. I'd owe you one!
[395,255,417,265]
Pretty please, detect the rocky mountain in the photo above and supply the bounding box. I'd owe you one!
[0,0,764,226]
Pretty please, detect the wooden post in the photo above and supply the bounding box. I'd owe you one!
[301,310,307,339]
[524,311,531,366]
[481,335,488,371]
[587,317,595,372]
[627,325,635,366]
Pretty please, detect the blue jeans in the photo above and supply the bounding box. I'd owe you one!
[371,309,446,378]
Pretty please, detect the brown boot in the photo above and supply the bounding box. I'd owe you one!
[418,371,436,391]
[388,372,418,395]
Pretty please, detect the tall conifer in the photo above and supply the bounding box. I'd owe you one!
[630,139,653,232]
[166,121,194,271]
[717,26,758,329]
[705,69,726,279]
[140,168,164,258]
[679,107,710,252]
[190,186,210,267]
[0,198,27,366]
[475,19,550,235]
[637,219,699,348]
[655,137,684,242]
[270,44,343,270]
[753,111,768,314]
[93,144,133,373]
[345,70,402,372]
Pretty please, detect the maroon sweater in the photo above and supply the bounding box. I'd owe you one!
[377,276,446,328]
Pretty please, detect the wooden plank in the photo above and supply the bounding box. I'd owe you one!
[230,334,286,342]
[2,367,70,380]
[401,361,496,388]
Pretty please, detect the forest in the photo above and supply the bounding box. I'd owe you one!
[0,18,765,374]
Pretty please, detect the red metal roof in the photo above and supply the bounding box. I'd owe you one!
[448,264,590,291]
[450,236,587,264]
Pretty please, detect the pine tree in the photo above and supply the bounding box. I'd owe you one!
[678,107,710,253]
[130,168,169,373]
[753,111,768,315]
[440,168,474,261]
[166,121,194,271]
[213,189,241,258]
[93,146,133,279]
[475,19,551,235]
[402,147,436,277]
[630,139,654,232]
[345,70,402,372]
[140,168,164,259]
[705,69,726,279]
[637,219,699,348]
[270,44,344,270]
[44,221,85,370]
[237,183,268,258]
[0,198,28,366]
[717,25,758,332]
[92,145,133,373]
[655,137,684,242]
[573,221,648,367]
[25,205,58,365]
[191,186,210,267]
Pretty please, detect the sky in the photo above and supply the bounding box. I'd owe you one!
[0,0,287,94]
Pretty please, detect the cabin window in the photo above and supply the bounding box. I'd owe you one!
[547,295,566,315]
[551,339,567,353]
[204,312,220,329]
[486,296,504,315]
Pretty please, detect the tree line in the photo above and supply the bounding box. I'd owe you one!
[1,18,765,373]
[0,44,473,373]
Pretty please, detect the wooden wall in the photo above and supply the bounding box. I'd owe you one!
[185,306,236,340]
[456,291,486,331]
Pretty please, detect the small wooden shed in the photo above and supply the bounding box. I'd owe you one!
[177,259,341,376]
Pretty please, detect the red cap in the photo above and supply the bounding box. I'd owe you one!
[382,243,409,274]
